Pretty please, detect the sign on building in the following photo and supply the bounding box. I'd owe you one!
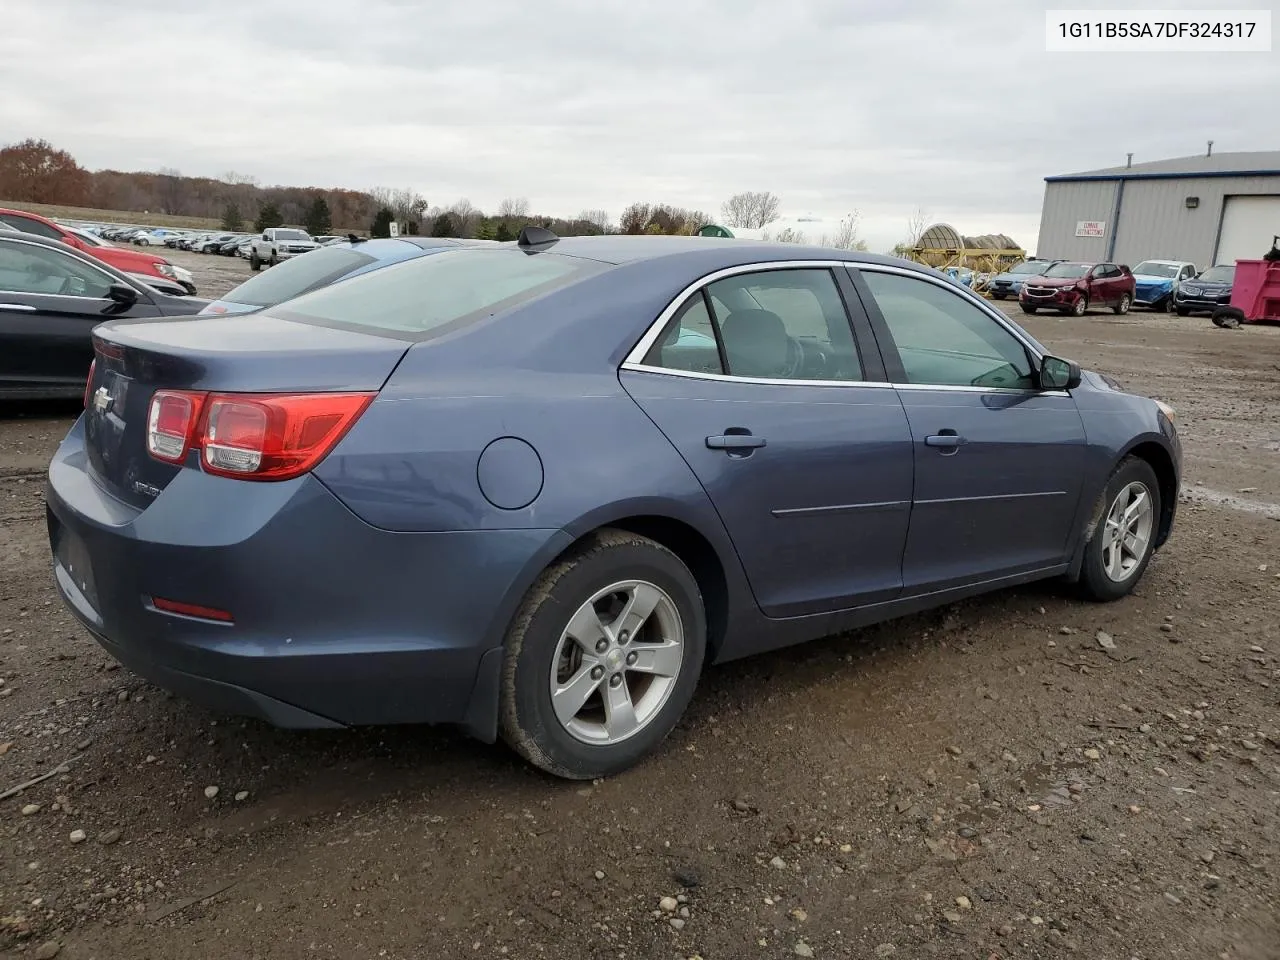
[1075,220,1105,238]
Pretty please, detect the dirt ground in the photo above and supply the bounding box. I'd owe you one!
[2,253,1279,960]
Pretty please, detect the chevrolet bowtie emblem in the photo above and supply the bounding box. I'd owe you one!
[92,386,112,413]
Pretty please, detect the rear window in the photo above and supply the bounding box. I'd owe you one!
[221,247,378,307]
[273,249,597,336]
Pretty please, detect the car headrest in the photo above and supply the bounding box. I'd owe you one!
[720,309,789,378]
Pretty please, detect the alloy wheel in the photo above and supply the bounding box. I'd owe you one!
[549,580,684,745]
[1101,481,1154,582]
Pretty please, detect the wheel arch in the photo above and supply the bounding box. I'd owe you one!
[1122,439,1178,548]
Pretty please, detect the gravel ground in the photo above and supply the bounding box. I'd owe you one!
[1,254,1278,960]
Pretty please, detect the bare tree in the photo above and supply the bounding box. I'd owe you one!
[826,212,868,251]
[155,167,185,215]
[577,209,611,232]
[448,198,480,237]
[222,171,259,187]
[370,187,429,231]
[769,227,807,244]
[497,197,530,219]
[904,206,930,249]
[720,191,781,229]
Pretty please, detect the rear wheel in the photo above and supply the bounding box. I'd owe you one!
[1113,293,1131,315]
[500,529,705,780]
[249,252,261,271]
[1077,457,1161,602]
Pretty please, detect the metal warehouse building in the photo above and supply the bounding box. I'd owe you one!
[1036,150,1280,269]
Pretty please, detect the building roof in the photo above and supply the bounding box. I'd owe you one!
[1046,150,1280,182]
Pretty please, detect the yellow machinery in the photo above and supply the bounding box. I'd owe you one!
[907,224,1027,295]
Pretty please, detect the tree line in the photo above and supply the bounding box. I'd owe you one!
[0,138,872,248]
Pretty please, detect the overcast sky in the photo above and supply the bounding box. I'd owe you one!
[1,0,1275,251]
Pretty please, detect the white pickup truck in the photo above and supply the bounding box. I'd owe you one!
[249,228,321,271]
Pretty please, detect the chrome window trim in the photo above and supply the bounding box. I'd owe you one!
[0,235,121,300]
[621,258,1069,397]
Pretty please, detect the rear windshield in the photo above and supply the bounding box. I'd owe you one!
[221,247,377,307]
[1043,262,1090,278]
[272,249,598,336]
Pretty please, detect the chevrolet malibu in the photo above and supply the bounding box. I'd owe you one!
[46,231,1181,779]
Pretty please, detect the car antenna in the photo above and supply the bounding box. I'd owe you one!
[347,233,366,244]
[517,225,559,250]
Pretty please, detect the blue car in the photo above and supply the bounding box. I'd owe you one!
[988,259,1062,299]
[47,231,1181,779]
[1130,260,1198,310]
[198,236,494,315]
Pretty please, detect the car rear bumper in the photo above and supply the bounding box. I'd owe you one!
[46,418,569,734]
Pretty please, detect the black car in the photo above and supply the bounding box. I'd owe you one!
[0,232,209,400]
[1171,264,1235,316]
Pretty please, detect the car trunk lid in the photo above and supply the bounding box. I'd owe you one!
[84,313,409,509]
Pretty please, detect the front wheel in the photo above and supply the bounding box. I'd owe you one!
[1175,304,1190,317]
[1072,296,1089,317]
[1077,457,1162,602]
[500,529,706,780]
[1019,303,1037,314]
[249,252,261,271]
[992,292,1006,300]
[1113,293,1131,315]
[269,251,279,267]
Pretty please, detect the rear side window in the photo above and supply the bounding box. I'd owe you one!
[273,249,597,336]
[222,247,377,307]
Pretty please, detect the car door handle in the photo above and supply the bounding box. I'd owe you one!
[925,431,966,449]
[706,433,767,450]
[0,303,37,312]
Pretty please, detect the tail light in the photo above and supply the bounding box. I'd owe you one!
[145,391,373,480]
[83,359,96,408]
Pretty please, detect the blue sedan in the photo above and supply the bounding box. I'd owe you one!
[47,230,1181,779]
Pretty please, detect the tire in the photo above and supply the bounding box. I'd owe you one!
[1072,296,1088,317]
[1212,307,1244,328]
[499,529,706,780]
[1077,456,1162,602]
[1019,303,1036,314]
[1175,305,1190,317]
[269,251,279,267]
[1113,293,1131,315]
[992,292,1006,300]
[249,252,261,271]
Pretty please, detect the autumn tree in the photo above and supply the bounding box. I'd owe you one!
[221,203,243,231]
[720,191,780,229]
[304,195,332,236]
[0,138,90,204]
[254,202,284,232]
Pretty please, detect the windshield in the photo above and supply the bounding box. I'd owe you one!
[1197,265,1235,283]
[221,247,379,307]
[274,229,309,241]
[1043,262,1090,279]
[273,249,600,336]
[1133,261,1179,278]
[1009,261,1051,275]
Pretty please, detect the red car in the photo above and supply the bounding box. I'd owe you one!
[1019,261,1135,317]
[0,207,194,295]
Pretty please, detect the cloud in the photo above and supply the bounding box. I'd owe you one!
[0,0,1274,251]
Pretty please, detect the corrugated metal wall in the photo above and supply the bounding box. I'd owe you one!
[1036,181,1118,260]
[1038,176,1280,268]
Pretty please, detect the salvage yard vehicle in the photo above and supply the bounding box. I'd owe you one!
[987,259,1061,299]
[1172,264,1235,316]
[0,232,208,399]
[65,227,197,295]
[249,227,320,270]
[1131,260,1197,310]
[1019,260,1135,316]
[1210,253,1280,328]
[46,231,1180,779]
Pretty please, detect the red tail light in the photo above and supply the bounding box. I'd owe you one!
[83,359,96,408]
[145,390,373,480]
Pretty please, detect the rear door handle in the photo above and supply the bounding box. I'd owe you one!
[925,431,966,450]
[706,434,767,450]
[0,303,37,313]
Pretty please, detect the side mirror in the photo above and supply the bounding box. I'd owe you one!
[1040,355,1081,391]
[106,282,138,307]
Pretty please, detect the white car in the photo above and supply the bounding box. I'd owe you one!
[249,227,320,270]
[134,230,175,246]
[1131,259,1197,310]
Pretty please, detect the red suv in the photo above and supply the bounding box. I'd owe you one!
[1019,261,1135,317]
[0,208,193,294]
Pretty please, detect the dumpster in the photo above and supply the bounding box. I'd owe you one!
[1213,238,1280,328]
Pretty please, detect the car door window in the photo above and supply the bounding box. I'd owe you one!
[860,270,1036,390]
[0,241,114,298]
[644,268,863,381]
[0,213,64,241]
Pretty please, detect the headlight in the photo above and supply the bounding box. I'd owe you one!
[1155,400,1176,423]
[154,263,177,278]
[171,266,193,283]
